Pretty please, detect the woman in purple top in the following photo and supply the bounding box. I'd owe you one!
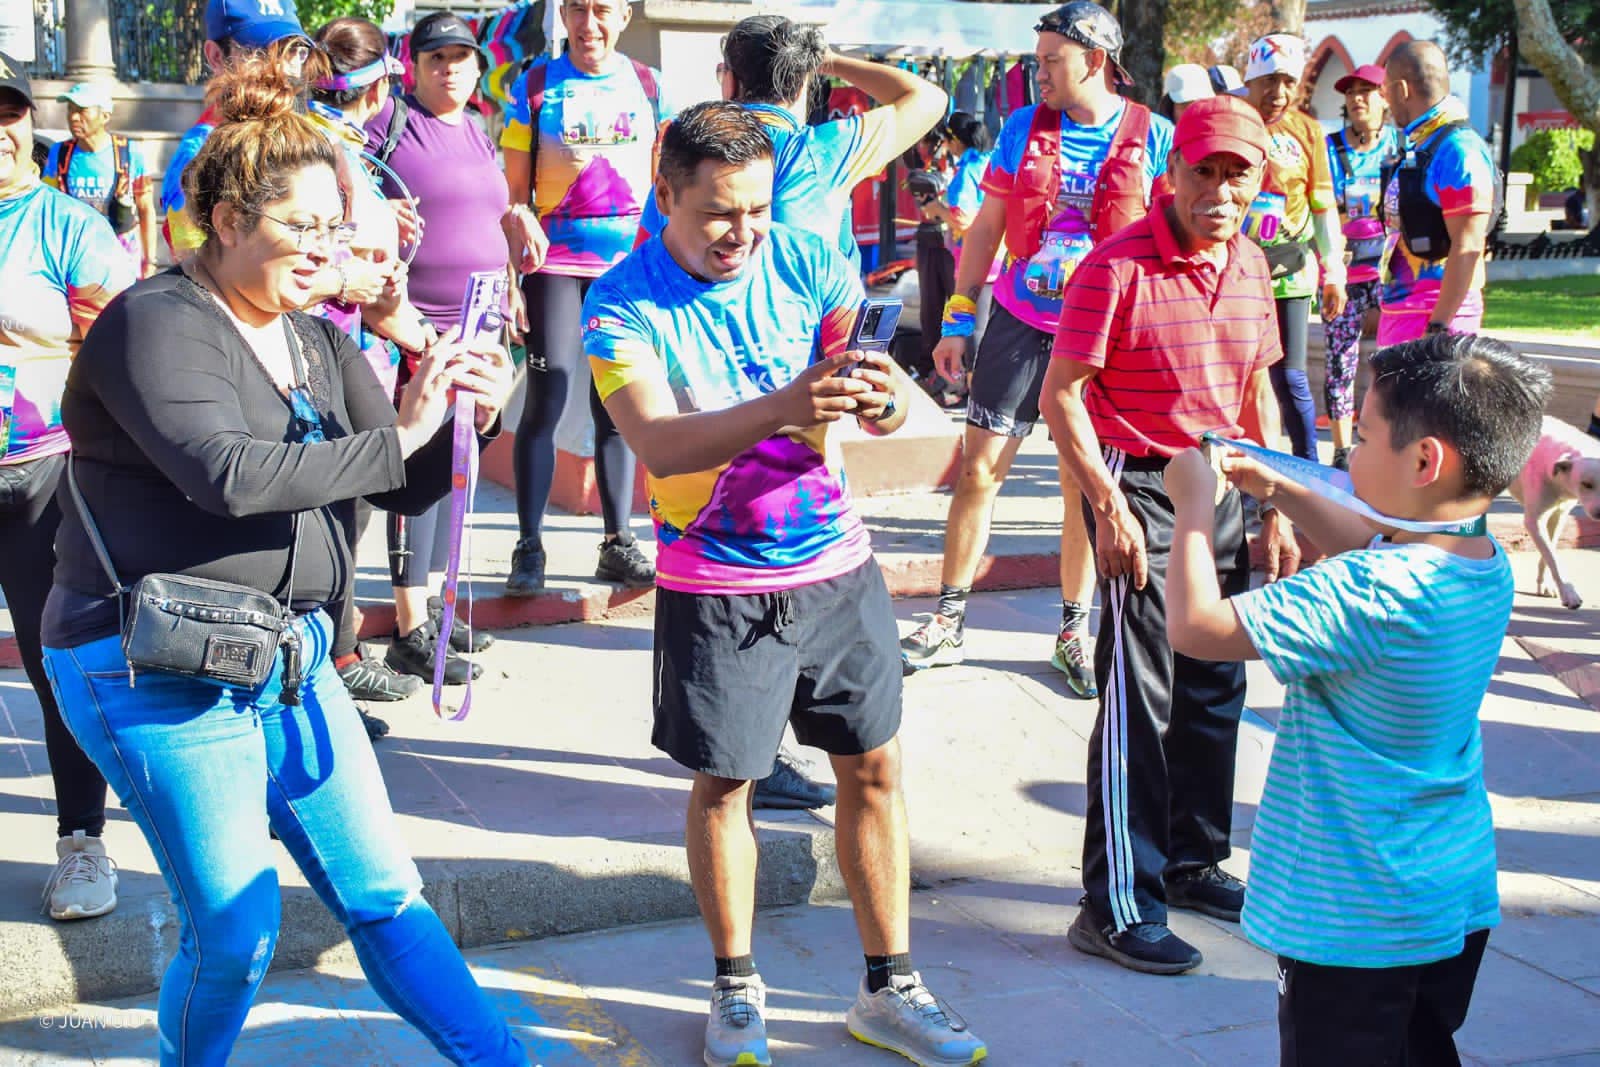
[365,12,507,684]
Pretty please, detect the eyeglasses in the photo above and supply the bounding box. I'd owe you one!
[251,210,358,252]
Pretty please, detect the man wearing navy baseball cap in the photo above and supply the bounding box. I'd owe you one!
[160,0,311,256]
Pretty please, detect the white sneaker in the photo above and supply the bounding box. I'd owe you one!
[847,972,987,1065]
[44,831,118,921]
[704,973,770,1067]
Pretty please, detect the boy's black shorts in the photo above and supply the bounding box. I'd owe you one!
[652,559,903,781]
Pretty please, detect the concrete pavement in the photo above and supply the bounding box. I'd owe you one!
[2,571,1598,1063]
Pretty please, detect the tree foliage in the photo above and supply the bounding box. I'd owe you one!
[294,0,397,35]
[1428,0,1600,68]
[1510,128,1596,193]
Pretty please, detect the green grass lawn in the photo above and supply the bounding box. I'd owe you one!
[1483,276,1600,336]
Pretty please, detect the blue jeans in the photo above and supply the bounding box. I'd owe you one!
[42,611,524,1066]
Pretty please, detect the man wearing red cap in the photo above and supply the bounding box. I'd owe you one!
[1040,94,1299,974]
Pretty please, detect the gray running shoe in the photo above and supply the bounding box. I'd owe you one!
[900,613,965,671]
[1050,626,1098,699]
[846,972,987,1065]
[704,973,770,1067]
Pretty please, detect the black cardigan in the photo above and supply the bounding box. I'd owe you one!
[44,270,482,646]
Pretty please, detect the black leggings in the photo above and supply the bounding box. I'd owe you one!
[0,453,107,838]
[1270,296,1318,462]
[515,272,637,546]
[386,498,448,589]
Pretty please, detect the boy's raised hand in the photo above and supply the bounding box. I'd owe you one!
[1218,450,1281,506]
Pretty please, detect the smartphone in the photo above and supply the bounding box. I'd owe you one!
[457,270,508,346]
[838,297,902,376]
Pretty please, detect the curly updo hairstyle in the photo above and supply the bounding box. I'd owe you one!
[181,52,342,248]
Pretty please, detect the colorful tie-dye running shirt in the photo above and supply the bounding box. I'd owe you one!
[160,110,217,258]
[584,225,872,594]
[1380,98,1495,321]
[982,102,1173,333]
[639,102,901,268]
[501,54,673,278]
[0,180,133,462]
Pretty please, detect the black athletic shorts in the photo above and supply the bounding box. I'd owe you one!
[652,559,903,781]
[966,300,1054,438]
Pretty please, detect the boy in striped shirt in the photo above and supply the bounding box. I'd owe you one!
[1162,332,1552,1064]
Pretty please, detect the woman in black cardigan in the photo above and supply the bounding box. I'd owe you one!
[38,59,524,1065]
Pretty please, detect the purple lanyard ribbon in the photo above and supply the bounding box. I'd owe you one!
[432,392,479,720]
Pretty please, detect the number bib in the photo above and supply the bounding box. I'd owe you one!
[1343,176,1383,221]
[1022,228,1094,301]
[1243,191,1288,245]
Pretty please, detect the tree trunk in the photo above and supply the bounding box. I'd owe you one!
[1264,0,1307,36]
[1509,0,1600,232]
[1117,0,1169,110]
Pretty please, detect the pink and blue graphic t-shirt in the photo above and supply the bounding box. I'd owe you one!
[982,102,1173,332]
[0,181,133,462]
[501,54,674,278]
[1327,124,1402,285]
[584,225,871,594]
[639,103,900,269]
[946,145,1000,282]
[1380,98,1496,322]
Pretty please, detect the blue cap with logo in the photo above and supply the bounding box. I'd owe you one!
[205,0,308,49]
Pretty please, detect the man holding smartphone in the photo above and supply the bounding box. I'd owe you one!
[584,102,986,1067]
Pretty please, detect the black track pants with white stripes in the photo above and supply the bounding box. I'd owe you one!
[1080,453,1251,931]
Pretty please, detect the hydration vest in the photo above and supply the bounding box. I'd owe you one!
[1004,101,1151,261]
[1380,120,1503,261]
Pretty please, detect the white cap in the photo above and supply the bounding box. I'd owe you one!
[57,81,114,113]
[1164,64,1214,104]
[1245,34,1308,83]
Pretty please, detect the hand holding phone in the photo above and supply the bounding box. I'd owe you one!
[838,297,902,376]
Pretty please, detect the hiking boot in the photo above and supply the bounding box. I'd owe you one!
[1067,898,1201,975]
[846,971,988,1065]
[704,973,770,1067]
[1331,447,1351,472]
[1166,864,1246,923]
[753,746,836,810]
[427,596,493,653]
[595,535,655,588]
[504,538,546,597]
[358,707,391,742]
[385,620,481,685]
[1050,626,1098,699]
[901,612,965,671]
[339,648,423,702]
[44,831,118,921]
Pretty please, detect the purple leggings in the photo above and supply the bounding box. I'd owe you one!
[1320,279,1383,422]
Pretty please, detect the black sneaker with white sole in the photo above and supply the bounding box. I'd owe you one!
[339,651,423,702]
[427,596,493,653]
[595,535,655,587]
[384,620,481,685]
[1166,864,1245,922]
[1068,898,1202,975]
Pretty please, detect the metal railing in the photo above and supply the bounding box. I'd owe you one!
[112,0,209,84]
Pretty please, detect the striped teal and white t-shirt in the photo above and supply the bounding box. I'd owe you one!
[1233,538,1510,968]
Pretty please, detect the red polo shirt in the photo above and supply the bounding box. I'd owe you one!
[1052,195,1281,459]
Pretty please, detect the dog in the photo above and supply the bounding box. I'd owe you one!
[1508,416,1600,610]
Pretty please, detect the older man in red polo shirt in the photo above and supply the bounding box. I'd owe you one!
[1040,94,1300,975]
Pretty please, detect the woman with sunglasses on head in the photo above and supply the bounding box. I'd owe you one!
[37,57,522,1066]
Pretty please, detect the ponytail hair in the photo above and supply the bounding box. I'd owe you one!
[946,111,989,153]
[183,53,342,247]
[723,15,827,106]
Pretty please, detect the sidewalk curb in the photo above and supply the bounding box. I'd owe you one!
[0,820,844,1023]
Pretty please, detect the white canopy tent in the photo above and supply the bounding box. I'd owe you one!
[822,0,1058,58]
